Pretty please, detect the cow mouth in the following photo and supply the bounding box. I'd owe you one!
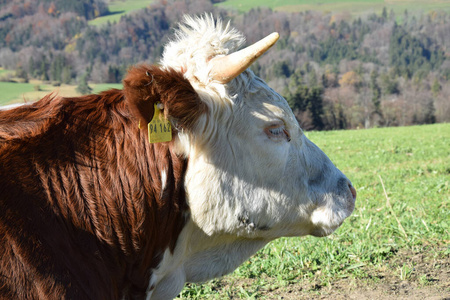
[309,226,336,237]
[309,204,351,237]
[309,218,346,237]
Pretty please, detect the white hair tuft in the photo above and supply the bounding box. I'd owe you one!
[161,14,245,85]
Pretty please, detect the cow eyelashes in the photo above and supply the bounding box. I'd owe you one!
[265,124,291,142]
[268,126,284,135]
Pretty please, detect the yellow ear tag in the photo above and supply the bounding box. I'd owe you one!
[148,103,172,143]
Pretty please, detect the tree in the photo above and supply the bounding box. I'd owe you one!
[62,66,72,84]
[28,56,35,77]
[389,9,395,22]
[76,73,92,95]
[423,99,436,124]
[339,71,361,89]
[47,2,57,16]
[46,0,109,20]
[307,86,325,130]
[370,70,381,113]
[389,23,444,78]
[271,60,291,78]
[431,78,441,97]
[380,72,399,95]
[40,57,49,81]
[381,7,388,21]
[107,65,125,83]
[287,86,309,112]
[15,65,28,82]
[286,85,324,130]
[50,55,64,82]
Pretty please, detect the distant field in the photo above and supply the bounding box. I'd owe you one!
[0,81,37,106]
[0,68,11,77]
[88,0,153,26]
[217,0,450,16]
[0,80,122,106]
[88,0,450,26]
[178,123,449,299]
[91,83,123,94]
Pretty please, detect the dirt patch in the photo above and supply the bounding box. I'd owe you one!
[220,247,449,299]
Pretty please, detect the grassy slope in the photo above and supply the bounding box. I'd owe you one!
[178,123,449,298]
[87,0,450,26]
[217,0,450,16]
[88,0,152,26]
[0,68,11,77]
[0,80,122,106]
[0,81,36,105]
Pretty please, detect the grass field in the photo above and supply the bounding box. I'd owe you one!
[88,0,153,26]
[177,123,449,299]
[0,80,122,106]
[0,68,11,77]
[86,0,450,24]
[217,0,450,17]
[0,81,37,105]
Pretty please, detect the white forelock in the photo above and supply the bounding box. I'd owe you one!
[161,14,245,86]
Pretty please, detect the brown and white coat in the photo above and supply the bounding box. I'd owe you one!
[0,15,356,300]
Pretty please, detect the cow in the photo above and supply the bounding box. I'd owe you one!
[0,15,356,300]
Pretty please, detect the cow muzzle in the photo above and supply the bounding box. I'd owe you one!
[309,177,356,237]
[348,182,357,201]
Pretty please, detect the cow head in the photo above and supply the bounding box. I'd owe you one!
[125,15,356,241]
[160,15,356,240]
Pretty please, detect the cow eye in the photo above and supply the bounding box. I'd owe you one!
[268,126,284,136]
[265,124,291,142]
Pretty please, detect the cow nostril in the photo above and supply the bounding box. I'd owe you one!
[348,183,357,200]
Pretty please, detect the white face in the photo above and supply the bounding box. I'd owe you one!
[150,17,357,298]
[181,71,356,240]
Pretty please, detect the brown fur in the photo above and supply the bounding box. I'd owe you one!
[0,65,204,299]
[124,65,207,133]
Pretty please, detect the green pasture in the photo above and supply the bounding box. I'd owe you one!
[0,68,11,77]
[0,81,36,106]
[217,0,450,16]
[88,0,153,26]
[178,123,449,298]
[0,80,122,106]
[91,83,123,94]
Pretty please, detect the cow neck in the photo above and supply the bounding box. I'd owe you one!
[0,90,190,297]
[63,90,190,290]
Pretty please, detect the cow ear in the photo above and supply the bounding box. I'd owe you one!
[123,65,158,127]
[123,64,206,133]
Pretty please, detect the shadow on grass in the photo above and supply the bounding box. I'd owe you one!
[103,10,126,17]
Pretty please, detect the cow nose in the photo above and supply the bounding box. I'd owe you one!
[348,183,357,200]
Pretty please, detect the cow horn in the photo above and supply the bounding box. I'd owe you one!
[210,32,280,83]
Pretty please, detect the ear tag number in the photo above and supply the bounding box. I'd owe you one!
[148,103,172,143]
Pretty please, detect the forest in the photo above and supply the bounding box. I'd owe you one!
[0,0,449,130]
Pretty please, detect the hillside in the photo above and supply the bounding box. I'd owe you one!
[1,0,449,129]
[88,0,153,26]
[217,0,450,16]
